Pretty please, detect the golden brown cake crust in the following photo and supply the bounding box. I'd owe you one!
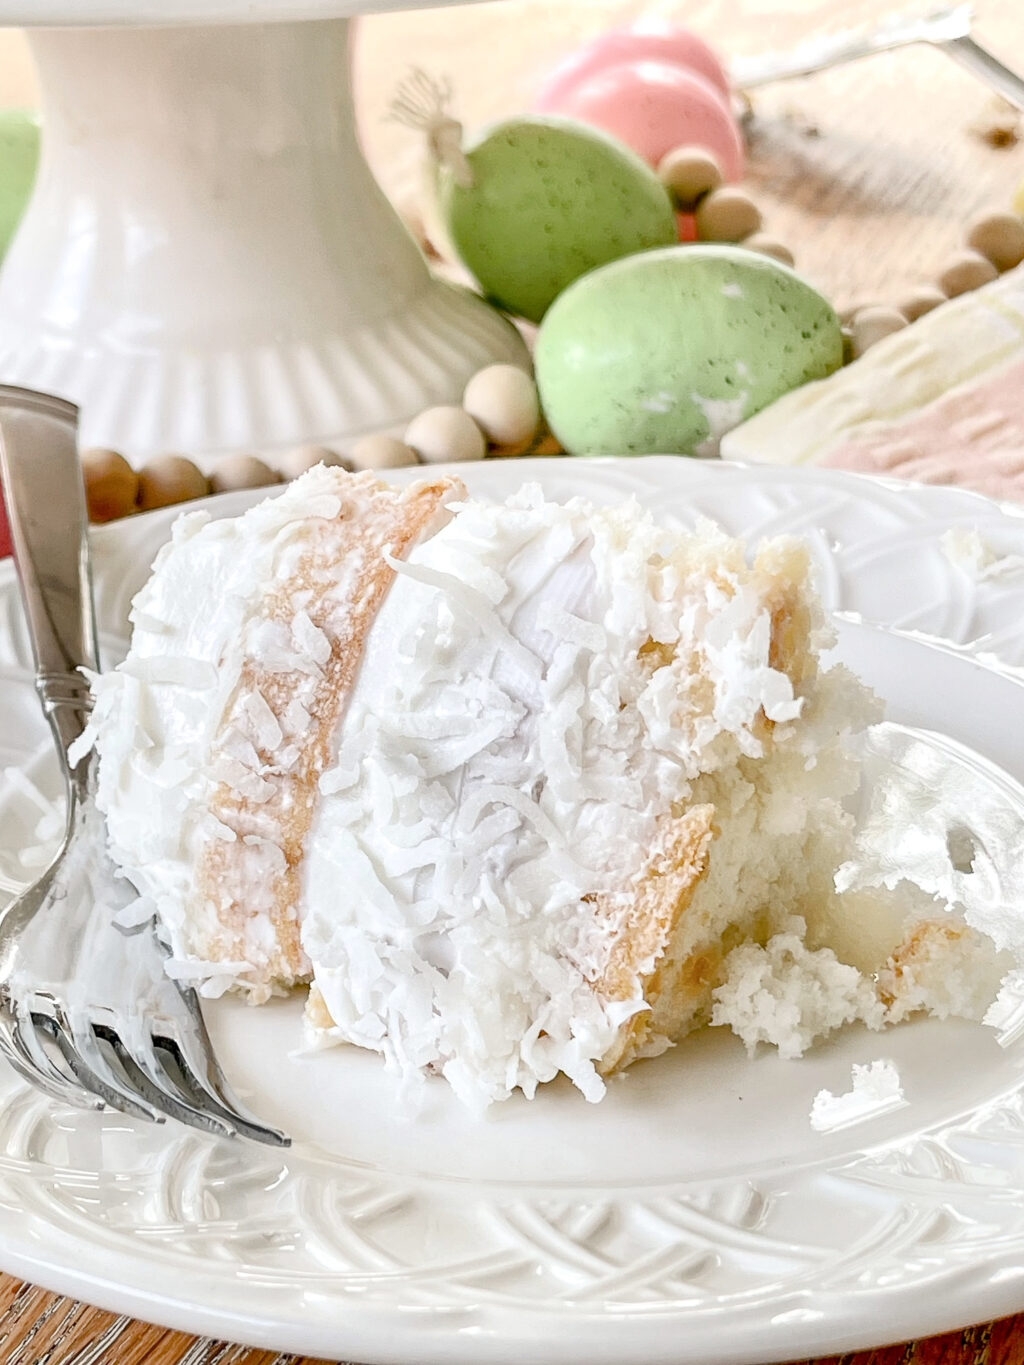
[595,805,717,1075]
[597,541,817,1075]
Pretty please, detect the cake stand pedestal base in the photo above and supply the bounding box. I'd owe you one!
[0,20,526,466]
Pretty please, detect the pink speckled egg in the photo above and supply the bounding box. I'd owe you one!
[537,22,730,110]
[546,59,744,179]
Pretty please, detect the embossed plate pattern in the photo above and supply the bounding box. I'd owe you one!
[2,457,1024,1365]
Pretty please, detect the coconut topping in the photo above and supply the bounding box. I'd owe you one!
[68,466,1024,1113]
[303,487,805,1109]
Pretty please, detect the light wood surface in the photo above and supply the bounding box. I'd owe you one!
[353,0,1024,313]
[1,2,1024,1361]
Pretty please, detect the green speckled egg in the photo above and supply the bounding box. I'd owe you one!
[534,244,843,456]
[439,116,678,324]
[0,111,40,261]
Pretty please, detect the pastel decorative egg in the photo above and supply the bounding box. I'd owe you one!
[541,60,744,180]
[438,116,678,324]
[0,110,40,261]
[537,23,731,109]
[534,245,843,457]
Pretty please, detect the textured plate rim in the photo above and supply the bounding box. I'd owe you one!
[1,457,1024,1363]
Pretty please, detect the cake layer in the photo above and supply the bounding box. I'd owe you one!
[88,467,1011,1110]
[89,467,461,998]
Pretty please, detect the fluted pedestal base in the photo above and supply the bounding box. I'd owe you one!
[0,20,527,465]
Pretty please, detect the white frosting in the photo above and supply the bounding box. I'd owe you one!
[87,466,354,977]
[58,469,1024,1110]
[303,487,803,1110]
[89,473,813,1107]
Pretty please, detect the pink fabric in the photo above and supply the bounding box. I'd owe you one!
[0,483,11,560]
[820,358,1024,503]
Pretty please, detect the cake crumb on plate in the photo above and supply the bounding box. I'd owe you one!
[810,1059,906,1132]
[941,528,1024,583]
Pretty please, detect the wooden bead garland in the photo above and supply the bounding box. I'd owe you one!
[81,448,139,524]
[845,207,1024,357]
[404,406,488,464]
[350,434,419,471]
[136,456,210,512]
[81,366,554,524]
[656,146,723,210]
[209,455,281,495]
[463,364,541,452]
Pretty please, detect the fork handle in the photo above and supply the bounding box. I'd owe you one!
[943,34,1024,111]
[0,386,99,762]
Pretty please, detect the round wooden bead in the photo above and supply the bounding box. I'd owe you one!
[276,445,351,480]
[81,447,139,524]
[896,285,947,322]
[350,434,419,471]
[463,364,541,451]
[937,250,998,298]
[656,145,723,210]
[404,406,486,464]
[694,187,763,243]
[742,233,794,267]
[136,455,209,512]
[850,306,908,358]
[965,210,1024,272]
[209,455,281,495]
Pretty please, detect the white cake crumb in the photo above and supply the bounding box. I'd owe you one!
[878,920,1009,1025]
[941,528,1024,583]
[810,1059,906,1132]
[983,968,1024,1046]
[711,923,885,1058]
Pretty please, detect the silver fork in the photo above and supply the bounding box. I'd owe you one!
[732,5,1024,112]
[0,385,288,1146]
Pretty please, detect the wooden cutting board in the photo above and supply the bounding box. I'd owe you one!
[0,1274,1023,1363]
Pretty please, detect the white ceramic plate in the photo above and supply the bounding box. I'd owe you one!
[3,457,1024,1365]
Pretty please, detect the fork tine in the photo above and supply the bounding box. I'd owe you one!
[158,1034,290,1148]
[8,998,97,1109]
[154,1037,274,1142]
[0,1007,101,1112]
[1,1043,81,1109]
[43,1007,165,1126]
[92,1024,236,1140]
[159,1000,289,1147]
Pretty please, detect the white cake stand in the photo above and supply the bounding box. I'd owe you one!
[0,1,528,465]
